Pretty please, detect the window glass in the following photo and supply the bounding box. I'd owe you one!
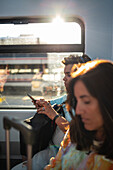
[0,52,82,108]
[0,16,84,108]
[0,22,81,45]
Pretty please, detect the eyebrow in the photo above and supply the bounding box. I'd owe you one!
[80,95,89,99]
[65,72,71,74]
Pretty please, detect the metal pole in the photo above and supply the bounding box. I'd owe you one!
[6,129,10,170]
[27,144,32,170]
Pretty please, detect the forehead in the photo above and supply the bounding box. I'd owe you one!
[64,64,76,73]
[74,80,90,97]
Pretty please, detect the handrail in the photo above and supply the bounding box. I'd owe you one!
[3,116,35,145]
[3,116,35,170]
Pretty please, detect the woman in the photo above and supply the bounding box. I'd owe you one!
[45,59,113,169]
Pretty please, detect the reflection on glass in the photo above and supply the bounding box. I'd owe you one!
[0,52,82,108]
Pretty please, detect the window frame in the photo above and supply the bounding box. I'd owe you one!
[0,15,85,53]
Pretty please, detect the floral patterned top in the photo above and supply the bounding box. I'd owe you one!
[44,129,113,170]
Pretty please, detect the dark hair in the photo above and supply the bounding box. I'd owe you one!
[62,54,91,65]
[67,60,113,159]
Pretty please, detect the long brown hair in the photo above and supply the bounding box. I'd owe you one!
[67,60,113,159]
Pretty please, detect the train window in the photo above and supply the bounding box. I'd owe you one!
[0,16,85,108]
[0,19,81,45]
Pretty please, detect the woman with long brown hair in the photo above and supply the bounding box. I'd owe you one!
[45,59,113,169]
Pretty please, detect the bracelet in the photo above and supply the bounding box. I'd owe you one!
[53,114,60,123]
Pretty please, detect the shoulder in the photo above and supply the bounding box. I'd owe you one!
[84,152,113,169]
[61,142,87,169]
[50,94,67,105]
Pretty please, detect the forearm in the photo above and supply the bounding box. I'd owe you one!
[43,107,69,133]
[42,107,69,133]
[54,116,69,133]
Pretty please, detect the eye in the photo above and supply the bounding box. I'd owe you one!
[67,74,71,77]
[84,101,90,104]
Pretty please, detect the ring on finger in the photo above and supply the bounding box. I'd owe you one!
[43,107,45,111]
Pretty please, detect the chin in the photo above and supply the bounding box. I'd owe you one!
[84,125,94,131]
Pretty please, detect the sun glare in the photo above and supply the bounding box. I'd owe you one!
[0,16,81,45]
[52,16,64,24]
[41,16,81,44]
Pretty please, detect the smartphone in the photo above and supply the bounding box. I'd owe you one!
[27,93,36,103]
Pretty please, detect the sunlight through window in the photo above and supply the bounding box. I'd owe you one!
[0,16,81,45]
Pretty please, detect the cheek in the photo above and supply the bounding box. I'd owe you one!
[67,77,72,83]
[84,104,103,130]
[95,113,103,127]
[91,107,103,129]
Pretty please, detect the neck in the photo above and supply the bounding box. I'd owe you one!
[95,127,104,141]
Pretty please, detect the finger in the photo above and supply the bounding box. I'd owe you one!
[36,100,43,107]
[37,107,45,112]
[43,101,50,106]
[37,108,42,112]
[37,111,45,114]
[35,105,40,109]
[32,100,36,105]
[40,99,45,102]
[35,100,40,104]
[35,102,41,107]
[42,107,45,111]
[37,108,46,113]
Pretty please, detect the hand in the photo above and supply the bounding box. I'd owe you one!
[32,98,45,110]
[36,100,57,120]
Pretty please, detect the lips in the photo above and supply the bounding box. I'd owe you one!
[64,82,67,87]
[81,118,89,123]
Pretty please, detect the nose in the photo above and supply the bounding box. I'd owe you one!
[75,102,83,116]
[63,75,66,82]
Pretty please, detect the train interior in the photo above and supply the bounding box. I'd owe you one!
[0,0,113,169]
